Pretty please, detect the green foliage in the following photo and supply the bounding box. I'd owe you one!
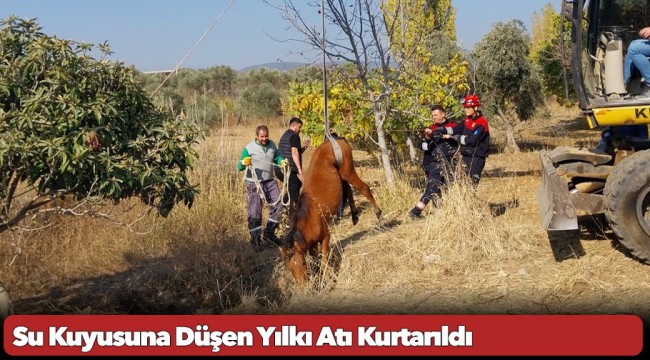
[237,83,282,119]
[288,56,469,149]
[154,87,185,116]
[205,65,237,97]
[238,67,291,91]
[286,0,467,154]
[137,66,237,129]
[472,19,542,121]
[0,17,202,230]
[530,4,574,103]
[385,0,457,65]
[186,93,222,129]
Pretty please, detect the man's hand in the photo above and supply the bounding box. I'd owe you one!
[242,157,251,166]
[640,27,650,38]
[280,159,289,168]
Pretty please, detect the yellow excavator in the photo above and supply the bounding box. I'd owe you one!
[538,0,650,262]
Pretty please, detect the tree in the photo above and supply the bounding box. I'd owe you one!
[270,0,464,185]
[0,17,202,232]
[237,83,283,119]
[472,20,541,152]
[530,3,574,103]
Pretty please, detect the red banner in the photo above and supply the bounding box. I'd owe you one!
[2,314,643,356]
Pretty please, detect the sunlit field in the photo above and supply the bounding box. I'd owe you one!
[3,103,650,318]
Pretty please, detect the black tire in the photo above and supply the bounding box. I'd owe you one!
[604,149,650,263]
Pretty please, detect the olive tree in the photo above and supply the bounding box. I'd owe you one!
[471,20,542,152]
[0,17,202,232]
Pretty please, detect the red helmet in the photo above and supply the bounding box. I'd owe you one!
[462,94,480,108]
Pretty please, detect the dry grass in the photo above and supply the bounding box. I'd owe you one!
[3,103,650,319]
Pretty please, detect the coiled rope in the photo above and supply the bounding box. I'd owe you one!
[244,159,291,207]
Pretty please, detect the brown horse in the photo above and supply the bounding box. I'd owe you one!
[279,138,382,285]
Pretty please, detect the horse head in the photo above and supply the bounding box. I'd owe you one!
[279,226,309,285]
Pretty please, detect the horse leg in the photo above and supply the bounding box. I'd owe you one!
[343,181,359,225]
[321,230,330,260]
[340,170,382,219]
[319,228,331,278]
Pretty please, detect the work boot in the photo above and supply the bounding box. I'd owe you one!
[250,232,263,253]
[409,207,422,220]
[263,232,281,246]
[639,85,650,97]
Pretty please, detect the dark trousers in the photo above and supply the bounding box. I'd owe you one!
[283,171,302,218]
[246,180,283,240]
[462,156,486,186]
[419,160,451,204]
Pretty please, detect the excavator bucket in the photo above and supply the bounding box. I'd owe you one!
[536,150,578,231]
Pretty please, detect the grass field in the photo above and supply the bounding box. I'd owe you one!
[3,103,650,318]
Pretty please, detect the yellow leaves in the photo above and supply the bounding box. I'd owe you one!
[299,98,309,111]
[530,3,560,62]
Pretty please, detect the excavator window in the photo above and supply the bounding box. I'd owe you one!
[580,0,650,99]
[587,0,650,54]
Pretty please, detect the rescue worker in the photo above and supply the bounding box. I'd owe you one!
[442,94,490,186]
[409,105,459,219]
[237,125,287,252]
[278,117,309,219]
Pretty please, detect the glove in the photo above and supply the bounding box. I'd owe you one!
[242,157,251,166]
[280,159,289,167]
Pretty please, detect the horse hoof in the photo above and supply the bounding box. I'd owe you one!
[352,216,359,225]
[375,209,383,219]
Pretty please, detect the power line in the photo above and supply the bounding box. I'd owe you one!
[152,0,236,96]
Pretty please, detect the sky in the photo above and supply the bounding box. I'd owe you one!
[1,0,561,72]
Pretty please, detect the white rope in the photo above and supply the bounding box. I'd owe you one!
[151,0,236,96]
[245,160,291,207]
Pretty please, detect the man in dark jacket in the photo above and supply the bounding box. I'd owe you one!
[409,105,459,219]
[443,94,490,186]
[278,117,310,217]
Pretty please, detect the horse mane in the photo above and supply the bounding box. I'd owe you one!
[293,194,310,223]
[283,195,311,249]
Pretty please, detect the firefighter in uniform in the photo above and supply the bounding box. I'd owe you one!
[442,94,490,186]
[410,105,459,219]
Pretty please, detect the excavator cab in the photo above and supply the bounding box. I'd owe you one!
[538,0,650,262]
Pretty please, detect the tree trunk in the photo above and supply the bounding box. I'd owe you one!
[374,105,396,187]
[496,106,520,153]
[405,135,417,162]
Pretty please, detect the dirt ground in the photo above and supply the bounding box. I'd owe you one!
[224,107,650,319]
[5,104,650,320]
